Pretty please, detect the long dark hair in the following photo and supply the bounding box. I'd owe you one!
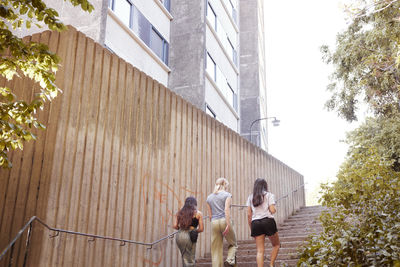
[177,197,197,229]
[252,178,268,207]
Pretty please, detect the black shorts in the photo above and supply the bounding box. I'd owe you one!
[251,217,278,237]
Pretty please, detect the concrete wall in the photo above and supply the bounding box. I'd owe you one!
[14,0,108,44]
[239,0,267,148]
[168,0,207,110]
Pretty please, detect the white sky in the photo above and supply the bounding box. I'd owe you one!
[264,0,361,203]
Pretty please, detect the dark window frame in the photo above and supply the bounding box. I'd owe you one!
[206,104,217,118]
[227,82,237,111]
[207,2,218,31]
[206,52,217,81]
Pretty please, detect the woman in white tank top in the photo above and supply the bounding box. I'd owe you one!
[247,178,280,267]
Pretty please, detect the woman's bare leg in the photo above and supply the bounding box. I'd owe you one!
[268,232,280,266]
[255,234,266,267]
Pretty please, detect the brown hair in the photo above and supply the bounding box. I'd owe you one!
[252,178,268,207]
[176,197,197,229]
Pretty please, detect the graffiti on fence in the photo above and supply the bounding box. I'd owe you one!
[138,173,205,265]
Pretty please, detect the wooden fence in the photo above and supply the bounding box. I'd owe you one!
[0,26,305,267]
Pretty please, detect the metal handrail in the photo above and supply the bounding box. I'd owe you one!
[0,184,304,262]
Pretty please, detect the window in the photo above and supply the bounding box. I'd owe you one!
[207,3,217,31]
[110,0,169,65]
[150,28,164,59]
[132,7,151,44]
[113,0,131,27]
[206,51,237,111]
[206,105,216,118]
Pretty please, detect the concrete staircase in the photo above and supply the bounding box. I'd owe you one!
[197,205,325,266]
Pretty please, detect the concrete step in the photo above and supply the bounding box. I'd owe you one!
[197,205,325,266]
[237,240,304,249]
[279,223,322,230]
[201,246,299,259]
[282,218,321,223]
[196,258,298,267]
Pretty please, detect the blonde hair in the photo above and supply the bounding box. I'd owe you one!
[213,177,229,193]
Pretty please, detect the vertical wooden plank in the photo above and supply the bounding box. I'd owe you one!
[88,47,111,267]
[80,42,105,267]
[151,82,167,265]
[185,103,193,197]
[126,68,144,263]
[101,54,122,267]
[144,79,159,265]
[70,37,98,267]
[205,115,212,252]
[32,28,73,267]
[116,62,133,265]
[192,109,202,256]
[70,34,95,265]
[23,30,60,267]
[172,96,183,267]
[216,123,221,178]
[45,28,78,267]
[127,67,142,266]
[109,58,127,267]
[179,100,187,202]
[130,71,148,266]
[61,31,89,266]
[138,76,156,266]
[162,90,175,267]
[118,63,134,266]
[162,90,171,267]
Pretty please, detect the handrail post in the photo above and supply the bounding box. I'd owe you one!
[22,222,33,267]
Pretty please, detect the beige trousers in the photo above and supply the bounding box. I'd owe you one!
[211,218,237,267]
[176,230,196,267]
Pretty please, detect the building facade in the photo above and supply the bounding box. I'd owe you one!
[168,0,240,132]
[18,0,268,148]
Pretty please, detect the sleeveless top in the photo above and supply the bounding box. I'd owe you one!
[191,217,199,228]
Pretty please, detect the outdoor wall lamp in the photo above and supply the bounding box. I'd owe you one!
[249,117,280,144]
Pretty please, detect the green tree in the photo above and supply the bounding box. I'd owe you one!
[298,149,400,266]
[345,114,400,170]
[322,0,400,121]
[0,0,93,167]
[299,1,400,265]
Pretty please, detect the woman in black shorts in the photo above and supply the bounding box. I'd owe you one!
[247,178,280,267]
